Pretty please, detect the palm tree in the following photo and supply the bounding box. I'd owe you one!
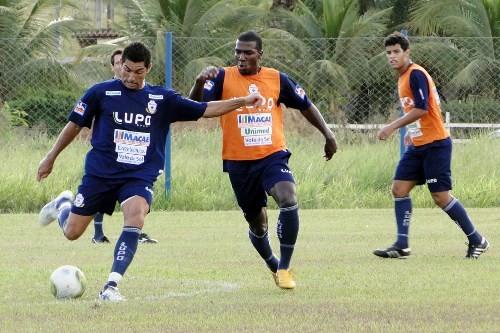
[0,0,89,129]
[408,0,499,103]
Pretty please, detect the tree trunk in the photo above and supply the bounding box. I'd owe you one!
[95,0,102,29]
[271,0,297,11]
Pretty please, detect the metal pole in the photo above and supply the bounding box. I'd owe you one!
[399,29,409,156]
[164,32,172,198]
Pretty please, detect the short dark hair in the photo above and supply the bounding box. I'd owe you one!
[237,31,262,52]
[121,42,152,67]
[384,32,410,51]
[110,49,123,65]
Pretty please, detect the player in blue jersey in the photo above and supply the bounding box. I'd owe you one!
[37,41,265,302]
[189,31,337,289]
[91,49,158,245]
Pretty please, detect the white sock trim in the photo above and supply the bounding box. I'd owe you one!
[108,272,123,284]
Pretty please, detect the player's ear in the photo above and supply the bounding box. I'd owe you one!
[147,63,153,73]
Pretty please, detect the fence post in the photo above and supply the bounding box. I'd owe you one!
[164,32,172,198]
[399,29,408,157]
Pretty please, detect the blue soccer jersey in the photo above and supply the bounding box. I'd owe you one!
[69,79,207,182]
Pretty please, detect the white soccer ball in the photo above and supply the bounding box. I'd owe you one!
[50,265,87,299]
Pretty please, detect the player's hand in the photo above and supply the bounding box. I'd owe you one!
[196,66,219,83]
[244,92,266,109]
[404,132,412,147]
[37,156,54,182]
[377,126,395,141]
[324,137,337,161]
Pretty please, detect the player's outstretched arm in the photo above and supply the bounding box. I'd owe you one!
[203,93,265,118]
[300,104,337,160]
[188,66,218,101]
[37,121,82,182]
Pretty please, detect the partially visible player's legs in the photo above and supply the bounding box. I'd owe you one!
[426,138,488,258]
[92,213,110,243]
[39,190,93,240]
[100,195,147,302]
[432,191,489,258]
[247,208,279,273]
[270,181,299,289]
[374,180,415,259]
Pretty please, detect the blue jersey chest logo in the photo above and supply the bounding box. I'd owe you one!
[113,112,151,128]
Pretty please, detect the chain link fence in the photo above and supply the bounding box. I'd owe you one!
[1,36,499,138]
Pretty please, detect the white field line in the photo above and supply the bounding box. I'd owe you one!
[10,280,240,307]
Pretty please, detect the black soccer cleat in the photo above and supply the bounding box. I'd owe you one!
[139,233,158,244]
[373,245,411,259]
[465,238,489,259]
[92,236,110,244]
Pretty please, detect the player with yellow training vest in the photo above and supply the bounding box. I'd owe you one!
[374,32,489,260]
[189,31,337,289]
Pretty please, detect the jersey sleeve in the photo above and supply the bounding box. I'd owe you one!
[277,73,312,111]
[167,91,207,122]
[202,68,225,102]
[409,69,430,111]
[68,85,100,128]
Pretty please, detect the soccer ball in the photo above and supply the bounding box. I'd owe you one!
[50,265,87,299]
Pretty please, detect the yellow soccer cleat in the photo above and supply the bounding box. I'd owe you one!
[274,269,296,289]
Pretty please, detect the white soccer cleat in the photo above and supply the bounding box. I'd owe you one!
[99,286,126,302]
[38,190,73,227]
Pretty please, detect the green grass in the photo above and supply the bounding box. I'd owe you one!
[0,129,499,212]
[1,209,498,332]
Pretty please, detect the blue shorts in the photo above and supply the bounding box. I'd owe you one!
[394,137,452,192]
[71,174,154,216]
[227,150,295,221]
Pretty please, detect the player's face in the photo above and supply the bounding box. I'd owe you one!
[121,60,151,90]
[111,54,122,79]
[386,44,410,73]
[234,40,262,75]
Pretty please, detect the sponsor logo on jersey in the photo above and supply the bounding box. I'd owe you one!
[146,100,157,114]
[113,112,151,127]
[148,94,164,100]
[204,80,214,91]
[295,85,306,99]
[400,96,414,109]
[114,129,151,146]
[243,135,272,146]
[73,101,86,116]
[106,91,121,96]
[115,143,147,155]
[237,113,272,128]
[117,152,145,165]
[241,126,272,136]
[248,83,259,94]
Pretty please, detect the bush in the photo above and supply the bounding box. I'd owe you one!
[7,90,81,135]
[443,97,499,123]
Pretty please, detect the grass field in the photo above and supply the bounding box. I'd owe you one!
[1,209,498,333]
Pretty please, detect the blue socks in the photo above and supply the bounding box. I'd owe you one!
[249,229,279,273]
[56,197,72,230]
[394,196,412,249]
[93,213,105,240]
[277,204,299,270]
[443,198,482,244]
[104,227,140,290]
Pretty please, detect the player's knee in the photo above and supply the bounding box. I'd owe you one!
[63,228,82,241]
[277,194,297,209]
